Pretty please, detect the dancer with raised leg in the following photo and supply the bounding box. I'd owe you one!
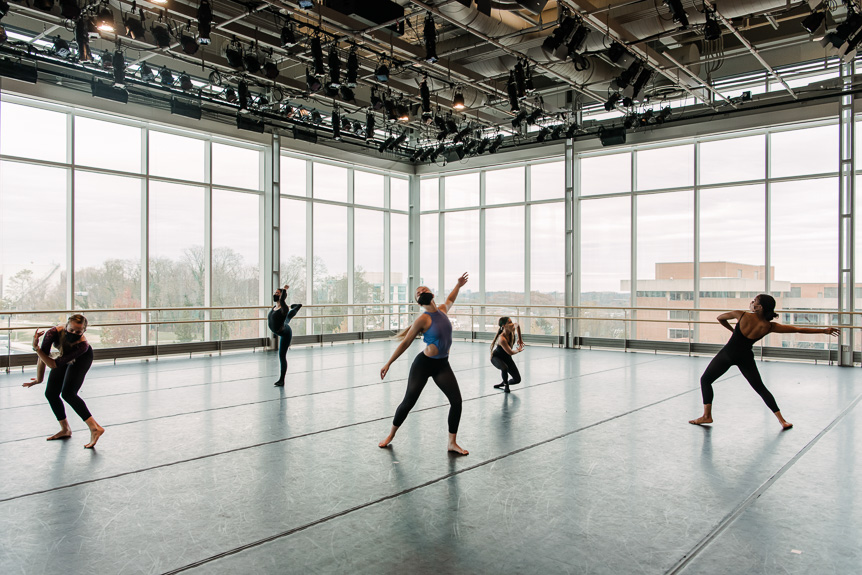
[490,316,524,393]
[22,314,105,448]
[379,273,469,455]
[689,294,839,430]
[269,284,302,387]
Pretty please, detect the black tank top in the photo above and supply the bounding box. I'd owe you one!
[725,322,761,352]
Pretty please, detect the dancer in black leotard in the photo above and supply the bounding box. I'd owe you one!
[268,285,302,387]
[22,314,105,448]
[689,294,839,430]
[490,316,524,393]
[378,273,470,455]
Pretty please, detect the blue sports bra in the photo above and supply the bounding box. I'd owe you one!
[423,310,453,359]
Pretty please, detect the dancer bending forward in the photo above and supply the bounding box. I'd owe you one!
[690,294,839,430]
[269,284,302,387]
[379,273,469,455]
[490,316,524,393]
[22,314,105,448]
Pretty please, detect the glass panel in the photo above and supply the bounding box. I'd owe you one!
[390,177,408,211]
[313,163,347,202]
[486,166,524,205]
[580,152,630,196]
[444,172,479,209]
[699,184,765,344]
[75,116,142,173]
[280,156,307,197]
[770,178,838,350]
[580,196,630,338]
[0,101,67,162]
[149,182,205,344]
[485,206,524,307]
[635,191,694,342]
[770,125,838,178]
[148,131,205,182]
[354,170,384,207]
[636,145,694,191]
[0,162,67,314]
[212,143,261,190]
[699,135,764,185]
[530,161,565,201]
[530,202,565,335]
[390,213,409,330]
[354,208,384,331]
[74,172,142,347]
[420,213,439,295]
[212,190,260,341]
[420,178,438,211]
[280,198,307,336]
[444,210,480,328]
[313,203,348,333]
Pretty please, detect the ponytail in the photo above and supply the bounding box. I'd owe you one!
[757,294,779,320]
[490,317,510,351]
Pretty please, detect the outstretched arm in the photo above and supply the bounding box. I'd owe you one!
[717,310,744,332]
[381,315,431,379]
[439,273,469,313]
[771,323,840,336]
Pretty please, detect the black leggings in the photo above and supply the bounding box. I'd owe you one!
[45,347,94,422]
[700,348,780,413]
[273,325,293,383]
[393,353,462,434]
[491,348,521,385]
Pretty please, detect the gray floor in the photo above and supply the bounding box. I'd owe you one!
[1,341,860,575]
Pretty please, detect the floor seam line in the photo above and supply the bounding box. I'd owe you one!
[159,386,698,575]
[664,389,862,575]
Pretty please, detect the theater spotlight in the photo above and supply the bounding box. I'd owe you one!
[604,92,621,111]
[96,3,115,32]
[655,106,672,124]
[375,61,389,82]
[197,0,211,45]
[526,109,542,125]
[328,46,341,88]
[125,8,146,41]
[420,147,435,162]
[179,72,193,91]
[311,35,324,74]
[463,139,477,155]
[393,131,408,148]
[566,22,590,57]
[598,125,626,146]
[536,126,551,142]
[180,29,199,55]
[243,48,261,74]
[452,86,465,110]
[151,22,172,49]
[365,111,376,141]
[396,102,410,122]
[663,0,689,28]
[159,67,173,86]
[476,137,490,154]
[378,135,395,153]
[346,47,358,87]
[507,71,520,112]
[75,17,92,61]
[370,87,384,111]
[281,17,296,47]
[488,133,504,153]
[59,0,81,20]
[306,67,322,92]
[511,110,527,128]
[311,110,322,123]
[112,49,125,86]
[53,36,71,58]
[513,61,526,98]
[542,16,577,53]
[524,61,534,94]
[424,12,437,63]
[352,121,363,134]
[452,126,471,144]
[139,61,155,81]
[224,87,237,102]
[332,107,341,140]
[410,148,424,162]
[802,10,825,35]
[263,59,279,80]
[238,80,251,112]
[703,9,721,41]
[445,117,458,134]
[616,60,642,89]
[551,124,565,140]
[565,123,578,138]
[420,77,432,116]
[631,68,653,100]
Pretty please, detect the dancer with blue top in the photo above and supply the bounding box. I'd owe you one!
[379,273,469,455]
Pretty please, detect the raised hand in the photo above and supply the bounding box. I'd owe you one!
[456,272,469,287]
[32,329,44,350]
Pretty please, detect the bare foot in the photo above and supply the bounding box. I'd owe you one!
[84,425,105,449]
[780,421,793,430]
[47,431,72,441]
[689,416,713,425]
[447,442,469,455]
[378,434,395,448]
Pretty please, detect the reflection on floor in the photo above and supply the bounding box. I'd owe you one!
[0,341,859,574]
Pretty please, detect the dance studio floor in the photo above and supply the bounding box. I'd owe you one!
[1,341,860,574]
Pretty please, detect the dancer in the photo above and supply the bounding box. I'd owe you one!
[22,314,105,448]
[268,284,302,387]
[379,273,469,455]
[490,317,524,393]
[689,294,839,429]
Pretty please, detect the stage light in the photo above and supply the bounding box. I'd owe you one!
[59,0,81,20]
[34,0,54,12]
[152,23,172,49]
[420,147,435,161]
[551,124,565,140]
[139,61,155,81]
[125,8,146,41]
[378,135,395,153]
[281,17,296,47]
[311,35,324,74]
[332,108,341,140]
[607,41,626,64]
[463,139,477,155]
[514,61,526,98]
[424,12,437,63]
[704,9,721,41]
[604,92,621,111]
[306,67,322,92]
[53,36,71,58]
[91,79,128,102]
[453,87,465,110]
[445,117,458,134]
[410,148,423,162]
[536,126,551,142]
[476,137,490,154]
[112,49,125,86]
[393,131,408,148]
[352,121,363,134]
[639,109,654,126]
[328,46,341,88]
[526,109,542,125]
[179,72,193,91]
[237,115,265,133]
[565,123,578,138]
[511,110,527,128]
[171,97,202,119]
[420,77,431,115]
[365,111,376,141]
[566,22,590,57]
[616,60,641,89]
[339,86,355,101]
[197,0,211,45]
[238,80,250,112]
[598,125,626,146]
[655,106,672,124]
[264,60,279,80]
[524,61,534,93]
[224,87,237,102]
[663,0,689,28]
[452,126,471,144]
[180,30,199,55]
[243,49,261,74]
[75,17,92,61]
[488,133,504,153]
[624,114,637,129]
[396,102,410,122]
[542,16,577,53]
[375,62,389,82]
[346,47,358,87]
[159,67,173,86]
[802,11,825,35]
[96,4,115,32]
[311,110,321,123]
[631,68,653,100]
[430,143,445,161]
[507,72,520,111]
[370,88,384,110]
